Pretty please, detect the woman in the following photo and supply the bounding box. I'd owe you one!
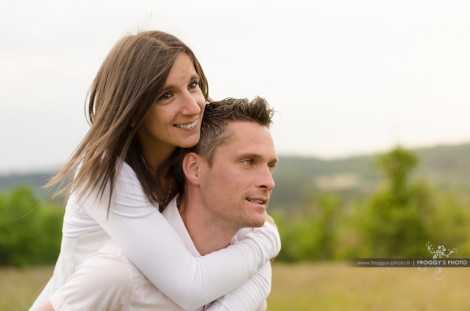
[30,31,280,310]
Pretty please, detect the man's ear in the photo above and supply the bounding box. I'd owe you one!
[182,152,202,185]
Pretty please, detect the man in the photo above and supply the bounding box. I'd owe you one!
[39,97,278,310]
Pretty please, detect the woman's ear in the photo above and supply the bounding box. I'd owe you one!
[182,152,202,185]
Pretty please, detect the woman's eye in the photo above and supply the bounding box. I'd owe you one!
[189,81,200,89]
[158,92,173,101]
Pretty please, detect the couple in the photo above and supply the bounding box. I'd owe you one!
[32,31,280,310]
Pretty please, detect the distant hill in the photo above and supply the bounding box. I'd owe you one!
[2,143,470,209]
[0,171,54,200]
[271,142,470,210]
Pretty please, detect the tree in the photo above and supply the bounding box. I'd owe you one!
[359,146,433,257]
[275,193,341,262]
[0,186,63,266]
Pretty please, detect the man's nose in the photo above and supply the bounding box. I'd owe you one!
[258,166,275,190]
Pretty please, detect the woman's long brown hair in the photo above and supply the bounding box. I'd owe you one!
[46,31,209,208]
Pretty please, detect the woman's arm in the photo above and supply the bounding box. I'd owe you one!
[205,227,274,311]
[206,261,271,311]
[80,163,280,310]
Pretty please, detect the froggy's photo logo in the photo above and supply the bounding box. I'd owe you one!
[418,242,458,281]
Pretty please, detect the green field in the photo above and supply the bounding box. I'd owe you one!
[2,263,470,310]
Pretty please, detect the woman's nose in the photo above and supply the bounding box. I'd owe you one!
[181,92,203,115]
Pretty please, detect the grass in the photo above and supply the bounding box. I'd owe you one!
[0,266,52,311]
[2,263,470,310]
[269,262,470,310]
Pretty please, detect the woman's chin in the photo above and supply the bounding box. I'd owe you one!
[177,136,200,148]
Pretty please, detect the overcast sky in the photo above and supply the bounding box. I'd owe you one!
[1,0,470,174]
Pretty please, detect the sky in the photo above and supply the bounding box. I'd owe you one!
[1,0,470,174]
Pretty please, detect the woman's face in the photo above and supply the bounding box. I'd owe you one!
[137,52,206,157]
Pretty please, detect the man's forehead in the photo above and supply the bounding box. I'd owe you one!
[216,121,276,156]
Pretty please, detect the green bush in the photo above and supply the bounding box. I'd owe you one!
[0,186,63,267]
[275,193,341,261]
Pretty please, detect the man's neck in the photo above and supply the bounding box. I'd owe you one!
[178,196,239,256]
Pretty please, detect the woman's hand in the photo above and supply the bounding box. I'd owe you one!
[264,213,277,228]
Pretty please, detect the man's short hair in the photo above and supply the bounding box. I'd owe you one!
[171,97,274,194]
[196,97,274,164]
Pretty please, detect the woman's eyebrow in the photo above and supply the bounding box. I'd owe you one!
[161,73,201,89]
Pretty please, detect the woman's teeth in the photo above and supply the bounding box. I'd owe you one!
[176,120,198,129]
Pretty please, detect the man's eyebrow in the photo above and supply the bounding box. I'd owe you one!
[269,158,279,168]
[238,152,261,159]
[238,153,278,163]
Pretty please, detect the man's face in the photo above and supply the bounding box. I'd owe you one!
[198,121,278,230]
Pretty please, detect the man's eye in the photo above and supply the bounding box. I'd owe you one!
[242,159,254,166]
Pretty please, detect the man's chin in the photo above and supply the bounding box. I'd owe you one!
[250,218,266,228]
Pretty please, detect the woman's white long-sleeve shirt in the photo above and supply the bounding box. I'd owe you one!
[30,162,280,310]
[48,195,271,311]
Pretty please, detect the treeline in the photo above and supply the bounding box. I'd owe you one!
[1,146,469,266]
[276,146,470,261]
[270,142,470,212]
[0,187,63,266]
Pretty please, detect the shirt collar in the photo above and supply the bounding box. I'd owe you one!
[162,194,201,256]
